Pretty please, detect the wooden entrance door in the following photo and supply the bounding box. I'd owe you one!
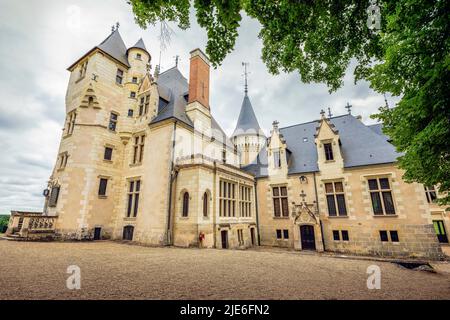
[221,230,228,249]
[93,227,102,240]
[300,225,316,250]
[433,220,448,243]
[123,225,134,241]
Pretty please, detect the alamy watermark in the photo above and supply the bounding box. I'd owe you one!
[66,265,81,290]
[367,0,381,33]
[366,265,381,290]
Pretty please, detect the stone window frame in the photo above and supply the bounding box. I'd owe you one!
[219,179,237,218]
[58,152,69,170]
[65,110,77,136]
[323,180,348,217]
[182,191,190,217]
[273,149,281,168]
[424,185,438,203]
[379,230,400,243]
[116,68,124,85]
[239,184,252,218]
[98,175,111,198]
[138,94,151,116]
[103,144,115,162]
[366,176,397,216]
[323,142,334,161]
[48,184,61,208]
[271,185,289,218]
[275,229,289,240]
[126,177,141,218]
[108,112,119,132]
[131,132,146,166]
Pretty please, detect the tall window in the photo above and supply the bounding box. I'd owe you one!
[368,178,396,215]
[139,97,145,116]
[109,112,118,132]
[116,69,123,84]
[273,150,281,168]
[272,186,289,217]
[145,95,150,114]
[237,229,244,246]
[182,192,189,217]
[324,143,334,161]
[219,180,236,217]
[127,180,141,217]
[325,181,347,216]
[78,61,88,79]
[48,186,60,207]
[98,178,108,196]
[104,147,113,161]
[424,185,437,203]
[203,192,209,217]
[239,185,252,217]
[132,134,145,164]
[66,111,77,135]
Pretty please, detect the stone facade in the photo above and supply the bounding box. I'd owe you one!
[6,29,449,259]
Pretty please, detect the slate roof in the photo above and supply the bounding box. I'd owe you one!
[127,38,150,56]
[368,123,391,142]
[68,30,130,70]
[232,95,265,137]
[151,67,234,148]
[243,114,401,178]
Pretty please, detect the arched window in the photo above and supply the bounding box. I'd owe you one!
[203,192,209,217]
[182,192,189,217]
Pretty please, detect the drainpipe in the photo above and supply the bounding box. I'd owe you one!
[166,121,178,245]
[313,172,325,251]
[213,162,217,248]
[254,179,261,246]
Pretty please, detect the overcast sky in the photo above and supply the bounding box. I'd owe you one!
[0,0,397,214]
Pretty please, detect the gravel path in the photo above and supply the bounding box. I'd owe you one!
[0,241,449,300]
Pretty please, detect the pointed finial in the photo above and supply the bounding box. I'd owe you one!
[328,107,333,118]
[320,109,326,119]
[242,62,250,96]
[116,22,120,30]
[345,102,352,115]
[174,55,179,67]
[111,25,115,33]
[272,120,279,131]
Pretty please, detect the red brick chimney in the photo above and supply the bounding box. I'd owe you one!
[188,48,210,109]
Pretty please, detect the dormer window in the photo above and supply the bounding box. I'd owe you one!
[324,143,334,161]
[273,150,281,168]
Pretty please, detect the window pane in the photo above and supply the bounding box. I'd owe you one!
[429,191,437,202]
[324,143,334,161]
[273,187,279,197]
[133,194,139,217]
[368,179,378,190]
[104,147,113,160]
[382,192,395,214]
[98,179,107,196]
[390,231,399,242]
[280,186,287,196]
[326,195,337,216]
[379,178,390,189]
[341,230,349,241]
[127,194,133,217]
[334,182,344,193]
[281,198,289,217]
[283,230,289,239]
[336,194,347,216]
[273,199,281,217]
[276,229,282,239]
[135,180,141,192]
[325,183,334,194]
[129,181,134,193]
[370,192,383,215]
[333,230,340,241]
[379,230,388,242]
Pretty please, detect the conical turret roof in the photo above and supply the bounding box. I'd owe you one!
[232,94,265,137]
[127,38,150,56]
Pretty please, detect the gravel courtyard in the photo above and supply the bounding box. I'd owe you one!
[0,240,449,300]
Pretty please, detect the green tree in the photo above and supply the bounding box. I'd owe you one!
[129,0,450,205]
[0,215,9,233]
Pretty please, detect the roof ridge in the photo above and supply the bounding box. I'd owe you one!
[280,114,352,131]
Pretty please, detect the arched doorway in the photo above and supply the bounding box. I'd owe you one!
[123,225,134,241]
[300,225,316,250]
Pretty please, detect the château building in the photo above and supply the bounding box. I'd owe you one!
[6,29,449,259]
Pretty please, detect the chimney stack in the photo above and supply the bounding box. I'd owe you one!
[188,48,210,109]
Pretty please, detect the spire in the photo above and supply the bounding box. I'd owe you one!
[232,94,265,138]
[242,62,249,96]
[127,38,150,57]
[96,28,129,67]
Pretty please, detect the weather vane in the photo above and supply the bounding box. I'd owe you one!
[328,107,333,118]
[242,62,250,95]
[345,102,352,115]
